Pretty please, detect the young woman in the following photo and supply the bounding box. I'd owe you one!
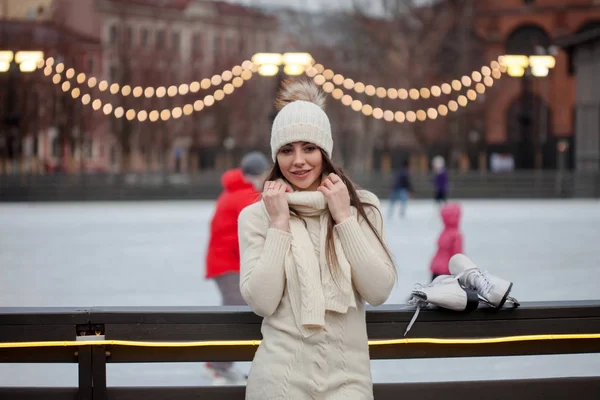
[238,79,396,399]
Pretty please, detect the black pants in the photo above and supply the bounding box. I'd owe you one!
[434,190,447,203]
[210,273,244,372]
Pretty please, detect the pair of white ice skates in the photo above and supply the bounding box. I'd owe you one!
[405,254,520,335]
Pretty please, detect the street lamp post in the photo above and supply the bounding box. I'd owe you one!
[501,49,556,169]
[1,50,44,174]
[251,51,314,126]
[251,52,314,78]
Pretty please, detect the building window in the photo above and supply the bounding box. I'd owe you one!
[125,26,133,46]
[227,36,235,55]
[51,137,60,157]
[109,24,118,45]
[86,56,95,73]
[245,33,253,54]
[213,35,220,58]
[156,30,165,49]
[141,28,149,48]
[192,33,203,55]
[84,139,93,159]
[172,32,180,51]
[109,66,118,82]
[110,146,118,165]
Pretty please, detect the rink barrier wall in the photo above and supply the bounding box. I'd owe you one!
[0,170,599,201]
[1,300,600,399]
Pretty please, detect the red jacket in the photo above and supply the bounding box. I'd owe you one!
[205,169,261,279]
[429,203,463,275]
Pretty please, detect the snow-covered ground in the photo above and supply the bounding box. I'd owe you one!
[1,199,599,386]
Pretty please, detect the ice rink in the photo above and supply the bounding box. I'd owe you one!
[1,199,599,386]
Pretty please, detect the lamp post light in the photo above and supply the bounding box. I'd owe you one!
[251,52,314,126]
[500,48,557,169]
[251,52,314,77]
[1,50,44,173]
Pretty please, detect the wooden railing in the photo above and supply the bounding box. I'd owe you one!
[1,301,600,399]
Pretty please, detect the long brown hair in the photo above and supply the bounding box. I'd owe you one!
[266,149,396,284]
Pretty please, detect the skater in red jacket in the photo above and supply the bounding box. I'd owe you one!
[429,203,463,281]
[204,151,270,384]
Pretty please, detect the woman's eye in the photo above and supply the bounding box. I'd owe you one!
[304,146,316,152]
[280,148,291,154]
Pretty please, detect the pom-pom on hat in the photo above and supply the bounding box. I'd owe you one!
[270,79,332,161]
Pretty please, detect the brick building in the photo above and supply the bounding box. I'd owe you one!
[49,0,280,172]
[0,0,102,173]
[475,0,600,170]
[2,0,280,173]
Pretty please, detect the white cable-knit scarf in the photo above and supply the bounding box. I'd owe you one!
[279,190,358,338]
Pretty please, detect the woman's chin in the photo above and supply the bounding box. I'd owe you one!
[288,176,320,191]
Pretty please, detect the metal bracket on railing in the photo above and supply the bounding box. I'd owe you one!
[74,323,107,400]
[76,323,105,338]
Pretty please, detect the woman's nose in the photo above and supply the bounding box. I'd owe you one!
[292,151,305,165]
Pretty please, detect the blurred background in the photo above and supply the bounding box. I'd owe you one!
[1,0,600,389]
[0,0,598,199]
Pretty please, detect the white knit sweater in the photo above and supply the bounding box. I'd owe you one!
[238,190,396,399]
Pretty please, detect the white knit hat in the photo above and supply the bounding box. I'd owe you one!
[270,80,332,161]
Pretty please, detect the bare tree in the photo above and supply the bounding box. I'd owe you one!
[350,0,484,168]
[277,1,482,171]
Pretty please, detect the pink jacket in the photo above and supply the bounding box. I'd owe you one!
[429,203,463,275]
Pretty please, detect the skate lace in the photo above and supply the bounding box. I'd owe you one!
[404,276,460,336]
[463,269,493,295]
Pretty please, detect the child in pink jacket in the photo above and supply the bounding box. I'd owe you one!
[429,203,463,281]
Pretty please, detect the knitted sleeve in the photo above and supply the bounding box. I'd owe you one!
[238,203,291,317]
[334,192,396,306]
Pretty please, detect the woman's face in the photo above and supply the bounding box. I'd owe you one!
[276,142,323,191]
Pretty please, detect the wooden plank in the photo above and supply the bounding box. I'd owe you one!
[104,344,258,363]
[88,306,260,325]
[0,308,90,325]
[84,301,600,326]
[366,300,600,322]
[0,347,77,363]
[374,377,600,399]
[77,346,92,400]
[0,325,80,342]
[103,336,600,363]
[92,346,107,400]
[103,323,260,341]
[373,317,600,339]
[101,377,600,400]
[0,388,78,400]
[100,316,600,343]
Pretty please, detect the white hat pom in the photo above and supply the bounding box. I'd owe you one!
[270,79,333,161]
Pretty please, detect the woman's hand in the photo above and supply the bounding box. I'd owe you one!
[317,173,352,224]
[263,181,292,231]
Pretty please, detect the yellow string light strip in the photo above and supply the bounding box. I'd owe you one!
[51,68,255,122]
[313,71,496,123]
[306,59,505,101]
[1,333,599,349]
[38,57,255,99]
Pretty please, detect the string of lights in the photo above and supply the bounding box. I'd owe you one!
[312,70,496,123]
[39,58,255,122]
[305,58,505,101]
[36,54,507,123]
[39,57,255,99]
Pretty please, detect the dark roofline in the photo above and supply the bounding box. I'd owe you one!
[555,27,600,49]
[554,27,600,76]
[0,19,101,46]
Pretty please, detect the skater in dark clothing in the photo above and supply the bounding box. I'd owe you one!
[389,160,413,218]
